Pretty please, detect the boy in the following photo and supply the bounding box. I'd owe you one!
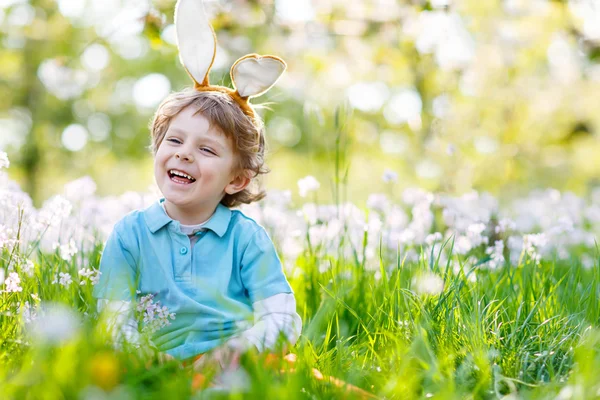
[93,88,302,371]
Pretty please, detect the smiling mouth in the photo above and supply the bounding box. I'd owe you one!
[168,169,197,184]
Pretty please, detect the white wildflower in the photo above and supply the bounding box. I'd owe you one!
[214,367,251,391]
[454,235,472,255]
[54,240,78,261]
[382,169,398,183]
[413,272,444,295]
[64,176,97,202]
[425,232,443,246]
[507,235,523,265]
[297,176,320,198]
[136,294,176,334]
[523,233,547,264]
[0,225,18,249]
[58,272,73,287]
[0,152,9,169]
[21,259,34,277]
[37,195,73,227]
[20,301,38,324]
[318,261,330,273]
[398,228,416,244]
[28,302,80,344]
[446,143,457,155]
[402,188,434,206]
[495,218,516,234]
[5,272,22,293]
[581,254,595,270]
[366,193,390,213]
[466,222,488,247]
[78,268,101,285]
[485,240,505,270]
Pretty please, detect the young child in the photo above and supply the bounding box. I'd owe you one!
[93,87,302,369]
[94,0,301,373]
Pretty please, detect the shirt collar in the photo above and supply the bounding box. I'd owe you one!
[144,198,232,237]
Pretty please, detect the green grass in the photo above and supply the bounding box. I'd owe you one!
[1,230,599,400]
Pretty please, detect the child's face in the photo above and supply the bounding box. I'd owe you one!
[154,106,248,217]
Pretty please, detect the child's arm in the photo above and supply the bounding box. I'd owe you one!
[229,226,302,353]
[94,221,142,348]
[196,292,301,373]
[227,292,302,352]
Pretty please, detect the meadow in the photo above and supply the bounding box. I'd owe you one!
[1,151,599,400]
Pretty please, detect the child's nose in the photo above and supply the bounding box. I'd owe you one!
[175,150,194,162]
[175,151,194,162]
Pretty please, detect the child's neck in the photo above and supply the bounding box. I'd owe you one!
[162,200,216,226]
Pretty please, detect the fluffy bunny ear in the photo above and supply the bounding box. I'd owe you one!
[175,0,216,87]
[231,54,287,98]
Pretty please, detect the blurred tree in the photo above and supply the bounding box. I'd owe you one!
[1,0,599,206]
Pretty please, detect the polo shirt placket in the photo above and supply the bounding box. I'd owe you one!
[170,223,211,282]
[167,223,190,282]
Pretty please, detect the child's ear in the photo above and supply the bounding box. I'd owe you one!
[225,169,251,195]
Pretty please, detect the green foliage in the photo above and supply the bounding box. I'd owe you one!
[2,1,600,206]
[0,221,599,398]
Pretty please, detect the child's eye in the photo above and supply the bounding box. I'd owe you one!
[200,147,216,155]
[166,138,181,144]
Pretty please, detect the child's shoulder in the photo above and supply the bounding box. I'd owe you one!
[228,208,266,235]
[111,208,146,234]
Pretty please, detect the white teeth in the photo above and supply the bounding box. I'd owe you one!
[169,170,195,181]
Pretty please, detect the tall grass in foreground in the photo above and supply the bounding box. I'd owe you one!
[1,216,599,399]
[2,112,600,399]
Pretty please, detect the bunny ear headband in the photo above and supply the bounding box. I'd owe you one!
[175,0,286,120]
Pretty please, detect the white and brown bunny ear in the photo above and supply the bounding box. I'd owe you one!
[174,0,287,108]
[175,0,216,87]
[231,54,287,98]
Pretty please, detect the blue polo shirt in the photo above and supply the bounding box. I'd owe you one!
[93,198,293,360]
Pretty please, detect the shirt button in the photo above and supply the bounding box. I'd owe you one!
[180,247,188,255]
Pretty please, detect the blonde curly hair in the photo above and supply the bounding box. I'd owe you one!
[149,88,269,208]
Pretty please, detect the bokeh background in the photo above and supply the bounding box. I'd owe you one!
[2,0,600,208]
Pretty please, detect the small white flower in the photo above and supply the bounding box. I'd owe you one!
[64,176,97,202]
[485,240,505,270]
[382,169,398,183]
[28,302,80,344]
[0,152,9,169]
[58,240,78,261]
[20,301,38,324]
[495,218,516,234]
[446,143,457,155]
[413,272,444,295]
[297,176,320,198]
[78,268,101,285]
[21,259,34,277]
[5,272,23,293]
[366,193,390,213]
[214,367,251,391]
[58,272,73,287]
[425,232,443,246]
[37,196,73,227]
[0,225,18,249]
[454,235,472,255]
[523,233,547,264]
[136,294,176,334]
